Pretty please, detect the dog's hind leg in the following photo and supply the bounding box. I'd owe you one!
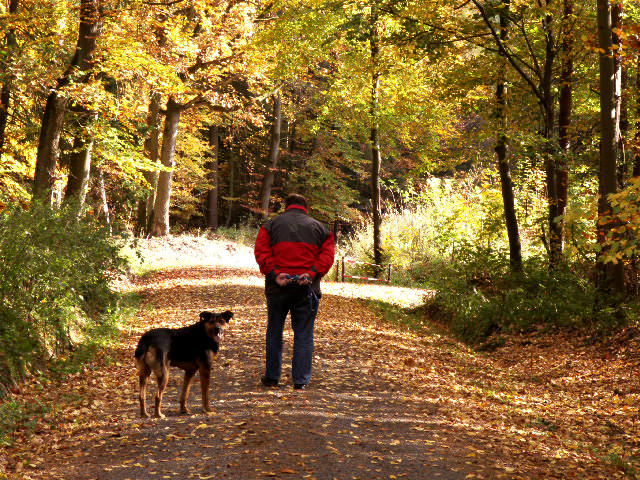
[138,364,151,418]
[150,349,170,418]
[136,357,152,418]
[179,369,197,414]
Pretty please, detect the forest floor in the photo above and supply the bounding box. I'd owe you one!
[2,235,640,480]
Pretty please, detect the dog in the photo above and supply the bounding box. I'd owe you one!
[134,310,233,418]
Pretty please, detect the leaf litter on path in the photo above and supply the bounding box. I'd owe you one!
[2,236,638,480]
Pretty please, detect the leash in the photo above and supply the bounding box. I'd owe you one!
[286,274,319,313]
[308,284,319,313]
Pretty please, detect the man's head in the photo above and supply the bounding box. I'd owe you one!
[285,193,308,211]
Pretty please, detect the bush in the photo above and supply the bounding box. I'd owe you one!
[427,244,628,343]
[0,202,126,388]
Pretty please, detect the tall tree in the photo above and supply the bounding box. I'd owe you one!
[495,2,523,273]
[205,124,220,230]
[32,0,102,204]
[135,92,162,237]
[472,0,563,265]
[152,96,181,236]
[369,3,383,269]
[259,93,282,217]
[597,0,625,293]
[557,0,573,248]
[0,0,19,154]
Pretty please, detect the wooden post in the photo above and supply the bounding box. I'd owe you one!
[388,263,393,283]
[341,257,345,282]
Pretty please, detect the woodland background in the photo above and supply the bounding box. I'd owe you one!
[1,0,640,391]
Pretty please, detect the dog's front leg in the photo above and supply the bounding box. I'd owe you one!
[199,366,211,413]
[180,369,197,414]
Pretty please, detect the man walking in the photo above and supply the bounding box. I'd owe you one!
[254,194,335,389]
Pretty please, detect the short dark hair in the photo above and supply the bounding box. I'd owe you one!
[285,193,308,210]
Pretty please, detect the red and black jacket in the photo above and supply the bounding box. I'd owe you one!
[254,205,335,295]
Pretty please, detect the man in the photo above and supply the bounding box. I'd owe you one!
[254,193,335,389]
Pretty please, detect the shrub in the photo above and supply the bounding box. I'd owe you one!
[0,202,126,388]
[427,245,627,343]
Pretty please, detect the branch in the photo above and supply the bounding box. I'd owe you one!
[516,16,542,78]
[471,0,545,104]
[187,53,240,74]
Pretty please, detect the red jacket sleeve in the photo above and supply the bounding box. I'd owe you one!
[309,231,335,279]
[254,226,278,277]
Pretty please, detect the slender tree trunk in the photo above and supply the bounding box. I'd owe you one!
[634,56,640,177]
[32,0,101,204]
[95,167,110,229]
[259,93,282,217]
[557,0,573,247]
[496,4,522,273]
[611,2,626,187]
[0,0,19,154]
[618,66,629,186]
[370,5,383,270]
[135,92,161,236]
[64,109,97,207]
[205,125,219,230]
[542,11,562,265]
[152,97,181,236]
[225,150,235,228]
[597,0,625,293]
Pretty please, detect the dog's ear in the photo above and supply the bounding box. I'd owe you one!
[220,310,234,323]
[199,311,213,322]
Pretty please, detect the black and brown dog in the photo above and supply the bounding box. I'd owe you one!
[134,310,233,418]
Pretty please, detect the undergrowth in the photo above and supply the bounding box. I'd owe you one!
[338,177,637,343]
[0,201,130,389]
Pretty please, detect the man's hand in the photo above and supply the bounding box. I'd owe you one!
[276,273,290,287]
[298,273,312,286]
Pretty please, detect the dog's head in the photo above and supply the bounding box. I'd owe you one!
[200,310,233,343]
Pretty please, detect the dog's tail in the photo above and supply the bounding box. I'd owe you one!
[134,340,147,359]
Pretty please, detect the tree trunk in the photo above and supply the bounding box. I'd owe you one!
[152,97,181,236]
[259,93,282,217]
[370,6,383,270]
[135,92,161,237]
[496,4,522,273]
[95,167,110,230]
[611,2,626,187]
[64,109,97,207]
[32,0,101,204]
[597,0,625,294]
[0,0,19,154]
[225,150,235,228]
[557,0,573,246]
[634,56,640,177]
[541,11,561,265]
[205,125,219,230]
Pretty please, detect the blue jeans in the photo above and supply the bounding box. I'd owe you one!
[265,290,318,385]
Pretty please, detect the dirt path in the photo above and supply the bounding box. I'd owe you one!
[4,238,639,479]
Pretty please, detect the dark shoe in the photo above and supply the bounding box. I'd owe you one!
[293,383,307,390]
[261,376,279,387]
